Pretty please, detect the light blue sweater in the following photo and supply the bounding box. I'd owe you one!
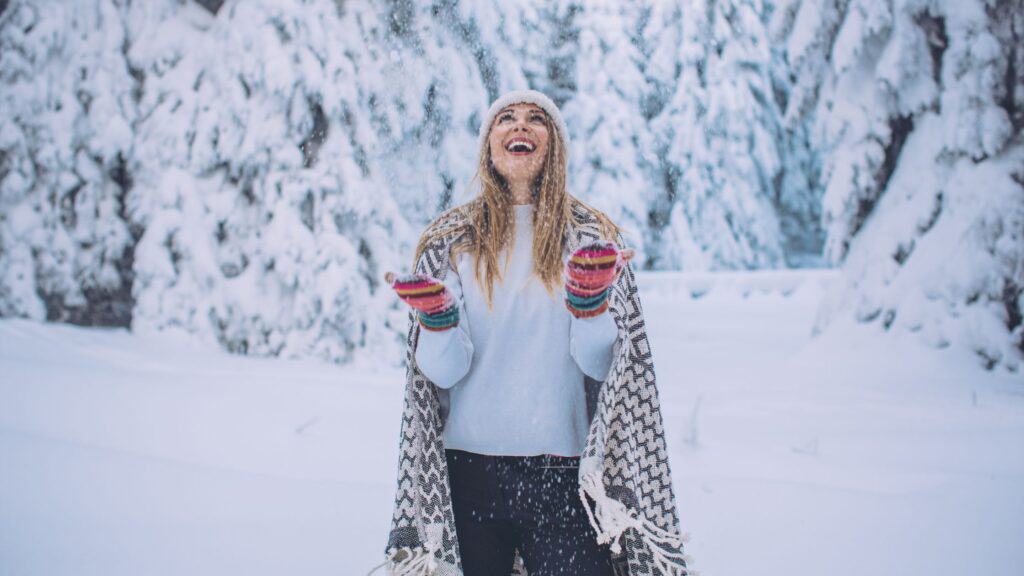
[414,203,619,457]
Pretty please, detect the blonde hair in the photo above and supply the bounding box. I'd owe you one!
[413,109,622,309]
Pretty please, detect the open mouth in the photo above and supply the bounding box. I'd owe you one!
[505,137,537,155]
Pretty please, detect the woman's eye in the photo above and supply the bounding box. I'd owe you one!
[499,113,514,122]
[531,114,544,122]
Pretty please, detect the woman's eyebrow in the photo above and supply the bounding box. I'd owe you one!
[500,107,544,115]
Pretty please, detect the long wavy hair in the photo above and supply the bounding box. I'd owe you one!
[413,107,622,310]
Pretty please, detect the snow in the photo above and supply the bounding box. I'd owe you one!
[0,0,827,364]
[3,0,1017,368]
[0,4,1020,568]
[3,268,1022,576]
[773,0,1024,371]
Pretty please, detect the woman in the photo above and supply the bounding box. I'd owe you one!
[377,90,690,576]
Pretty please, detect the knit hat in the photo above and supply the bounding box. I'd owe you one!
[477,89,570,155]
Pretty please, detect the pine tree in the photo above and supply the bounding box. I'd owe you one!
[0,1,138,326]
[775,0,1024,370]
[649,0,789,270]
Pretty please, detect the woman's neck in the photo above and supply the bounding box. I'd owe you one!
[508,179,535,205]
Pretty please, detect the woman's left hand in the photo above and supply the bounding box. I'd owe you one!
[564,241,634,318]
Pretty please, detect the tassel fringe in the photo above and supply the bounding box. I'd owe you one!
[366,546,438,576]
[579,467,692,576]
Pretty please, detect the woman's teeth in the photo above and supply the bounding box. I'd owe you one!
[506,140,536,154]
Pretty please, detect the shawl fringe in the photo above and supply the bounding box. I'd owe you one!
[367,545,459,576]
[387,546,435,575]
[578,460,693,576]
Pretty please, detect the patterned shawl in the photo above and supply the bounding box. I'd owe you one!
[373,202,692,576]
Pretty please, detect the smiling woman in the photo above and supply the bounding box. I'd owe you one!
[378,89,690,576]
[486,103,551,205]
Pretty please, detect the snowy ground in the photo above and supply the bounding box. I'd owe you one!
[2,269,1022,576]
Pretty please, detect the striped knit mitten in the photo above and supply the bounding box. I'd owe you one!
[390,273,460,332]
[564,240,623,319]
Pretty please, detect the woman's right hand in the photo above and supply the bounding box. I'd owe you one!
[385,271,460,331]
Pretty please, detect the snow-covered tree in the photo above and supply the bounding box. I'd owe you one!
[0,0,432,364]
[8,0,1015,373]
[648,0,800,270]
[561,1,655,260]
[0,1,138,326]
[773,0,1024,371]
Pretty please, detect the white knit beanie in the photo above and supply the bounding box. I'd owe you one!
[477,89,570,155]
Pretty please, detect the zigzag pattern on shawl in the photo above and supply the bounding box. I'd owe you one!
[374,202,692,576]
[580,225,693,576]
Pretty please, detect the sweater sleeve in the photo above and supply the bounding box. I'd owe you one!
[569,307,619,381]
[413,267,474,389]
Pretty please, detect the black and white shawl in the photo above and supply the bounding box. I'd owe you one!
[375,202,692,576]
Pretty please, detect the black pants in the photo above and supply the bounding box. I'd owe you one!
[445,448,615,576]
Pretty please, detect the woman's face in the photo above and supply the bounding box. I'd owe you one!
[487,103,550,186]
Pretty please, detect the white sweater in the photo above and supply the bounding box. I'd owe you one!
[414,203,619,457]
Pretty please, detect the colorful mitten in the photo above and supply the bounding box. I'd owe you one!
[564,240,623,319]
[390,273,460,332]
